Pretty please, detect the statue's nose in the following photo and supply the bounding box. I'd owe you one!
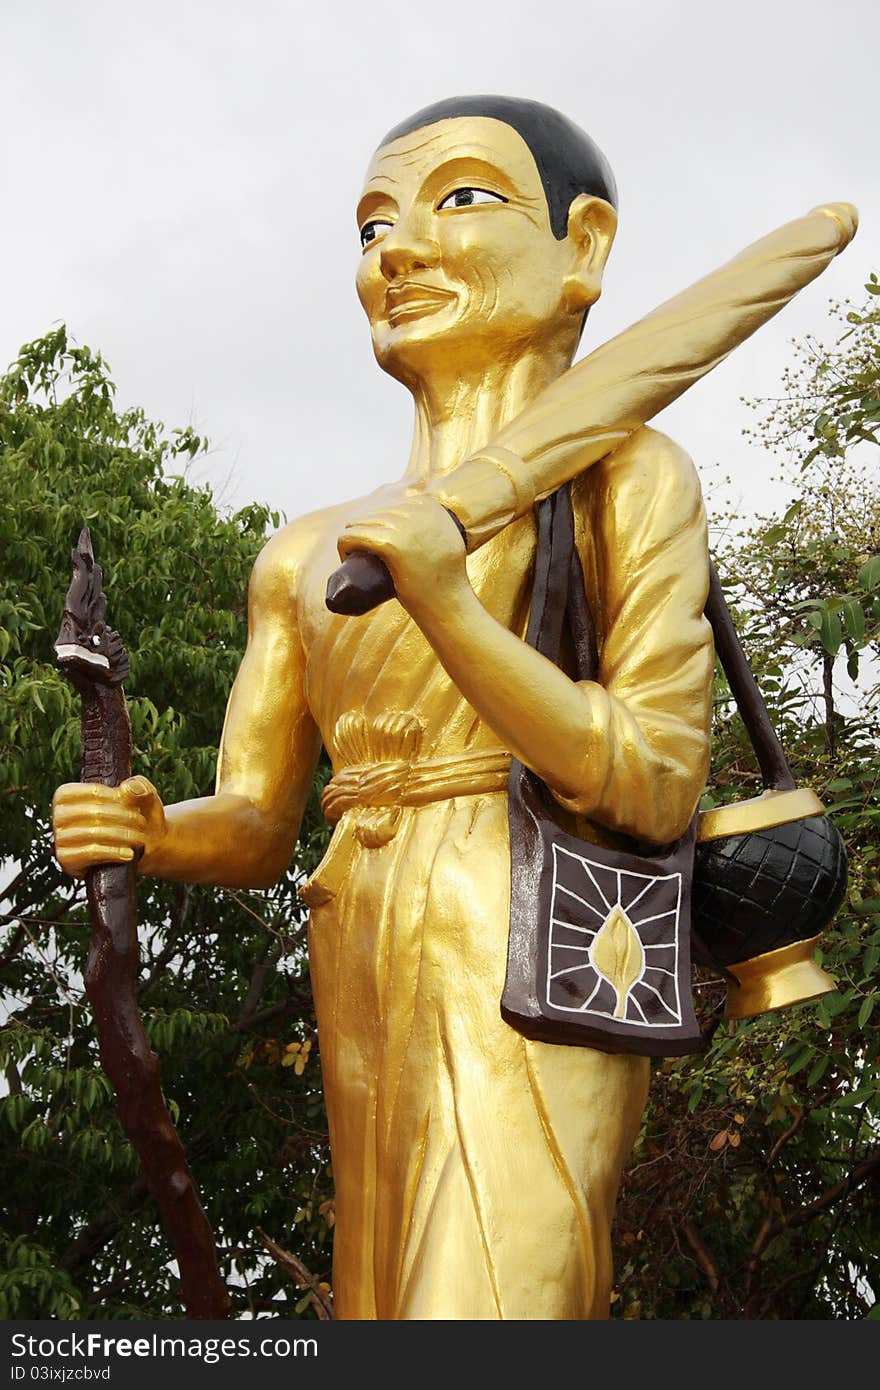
[379,219,440,280]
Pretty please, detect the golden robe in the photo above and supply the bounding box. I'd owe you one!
[297,427,713,1320]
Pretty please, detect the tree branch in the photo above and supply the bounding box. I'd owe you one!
[0,925,26,972]
[681,1217,721,1296]
[256,1228,333,1319]
[768,1110,805,1168]
[791,1108,869,1318]
[238,993,313,1034]
[764,1144,880,1239]
[755,1260,822,1319]
[138,883,193,996]
[0,895,83,974]
[60,1177,149,1271]
[822,651,836,755]
[5,1060,23,1095]
[236,943,281,1030]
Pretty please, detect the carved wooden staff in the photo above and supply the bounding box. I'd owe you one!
[55,528,230,1320]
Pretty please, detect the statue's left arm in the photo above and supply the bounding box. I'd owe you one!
[337,427,713,844]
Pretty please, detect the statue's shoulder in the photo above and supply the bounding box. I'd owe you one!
[572,425,702,516]
[599,424,698,489]
[249,502,347,603]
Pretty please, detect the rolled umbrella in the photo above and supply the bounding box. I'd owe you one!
[326,202,857,615]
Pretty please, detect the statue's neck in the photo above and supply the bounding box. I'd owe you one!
[402,344,573,484]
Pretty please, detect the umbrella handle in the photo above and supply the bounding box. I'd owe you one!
[325,509,467,616]
[325,551,395,615]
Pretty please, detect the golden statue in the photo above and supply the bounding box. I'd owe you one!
[53,97,856,1320]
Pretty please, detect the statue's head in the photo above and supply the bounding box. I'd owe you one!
[356,95,618,390]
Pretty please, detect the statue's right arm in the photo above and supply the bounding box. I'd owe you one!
[52,519,323,890]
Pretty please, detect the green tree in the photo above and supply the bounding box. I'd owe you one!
[613,280,880,1319]
[0,328,333,1319]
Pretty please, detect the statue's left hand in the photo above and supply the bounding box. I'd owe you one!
[337,496,468,616]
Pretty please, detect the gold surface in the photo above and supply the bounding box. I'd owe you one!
[697,787,825,842]
[725,936,836,1019]
[50,111,854,1320]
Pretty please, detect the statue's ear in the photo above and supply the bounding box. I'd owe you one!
[563,194,617,311]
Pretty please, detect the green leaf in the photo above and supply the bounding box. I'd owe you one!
[832,1084,877,1109]
[762,523,787,545]
[806,1054,830,1087]
[786,1047,815,1078]
[841,601,866,644]
[824,990,852,1018]
[819,608,843,657]
[825,796,864,813]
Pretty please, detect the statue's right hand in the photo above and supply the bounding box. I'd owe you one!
[52,776,166,878]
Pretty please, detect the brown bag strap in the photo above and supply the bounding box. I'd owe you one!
[524,487,573,662]
[529,484,797,795]
[702,562,796,791]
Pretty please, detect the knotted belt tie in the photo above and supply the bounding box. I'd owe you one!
[323,745,512,846]
[299,713,511,907]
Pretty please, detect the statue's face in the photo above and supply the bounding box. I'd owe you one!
[355,116,582,385]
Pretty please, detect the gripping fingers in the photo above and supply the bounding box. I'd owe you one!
[56,824,145,850]
[54,823,144,877]
[56,843,136,878]
[53,783,128,815]
[53,802,145,832]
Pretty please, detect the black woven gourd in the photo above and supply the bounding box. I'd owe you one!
[691,563,847,973]
[693,814,847,967]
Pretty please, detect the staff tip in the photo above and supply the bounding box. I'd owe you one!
[76,526,95,559]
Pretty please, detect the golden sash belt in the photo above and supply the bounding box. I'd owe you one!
[301,737,511,909]
[322,746,512,820]
[322,746,512,842]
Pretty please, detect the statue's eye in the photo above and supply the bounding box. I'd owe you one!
[360,220,394,249]
[437,188,508,210]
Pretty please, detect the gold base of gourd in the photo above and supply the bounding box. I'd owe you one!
[724,935,837,1020]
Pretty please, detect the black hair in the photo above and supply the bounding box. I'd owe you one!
[378,94,617,239]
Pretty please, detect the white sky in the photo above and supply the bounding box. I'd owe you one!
[3,0,878,527]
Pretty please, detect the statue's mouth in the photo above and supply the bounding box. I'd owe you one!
[385,281,455,325]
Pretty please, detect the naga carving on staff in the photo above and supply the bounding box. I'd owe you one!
[55,530,230,1320]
